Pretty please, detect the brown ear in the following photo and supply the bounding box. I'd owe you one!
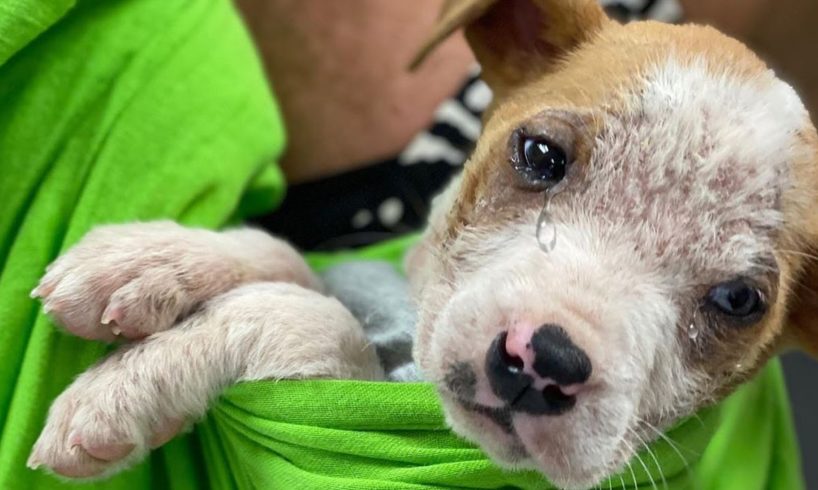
[411,0,610,96]
[787,253,818,356]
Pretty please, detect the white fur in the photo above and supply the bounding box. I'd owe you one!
[28,282,383,478]
[32,221,320,341]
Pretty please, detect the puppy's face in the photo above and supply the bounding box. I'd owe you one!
[409,1,818,488]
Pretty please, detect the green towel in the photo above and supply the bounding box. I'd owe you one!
[0,1,806,489]
[0,0,285,488]
[199,367,802,490]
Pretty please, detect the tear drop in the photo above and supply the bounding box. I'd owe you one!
[536,194,557,252]
[687,323,699,340]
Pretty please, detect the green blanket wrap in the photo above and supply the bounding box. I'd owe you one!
[0,0,284,488]
[0,1,806,489]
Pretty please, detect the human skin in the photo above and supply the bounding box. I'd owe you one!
[234,0,475,184]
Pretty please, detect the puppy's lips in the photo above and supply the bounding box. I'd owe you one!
[445,392,625,487]
[457,398,516,434]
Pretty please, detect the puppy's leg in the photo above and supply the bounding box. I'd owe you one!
[28,282,383,479]
[32,221,319,341]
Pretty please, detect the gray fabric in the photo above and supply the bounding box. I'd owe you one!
[321,261,420,381]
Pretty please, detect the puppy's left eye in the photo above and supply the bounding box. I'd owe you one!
[706,279,765,320]
[515,136,569,188]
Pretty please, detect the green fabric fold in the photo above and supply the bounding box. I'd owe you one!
[200,380,718,490]
[198,370,797,490]
[0,0,75,65]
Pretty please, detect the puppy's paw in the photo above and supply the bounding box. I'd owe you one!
[28,375,186,479]
[31,221,243,341]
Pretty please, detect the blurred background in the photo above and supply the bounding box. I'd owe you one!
[785,353,818,488]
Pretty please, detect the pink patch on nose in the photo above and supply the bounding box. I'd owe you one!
[556,383,583,396]
[504,322,538,372]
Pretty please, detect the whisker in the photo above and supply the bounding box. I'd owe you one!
[634,416,710,488]
[620,449,640,490]
[688,412,706,429]
[627,459,640,490]
[630,427,668,490]
[639,417,696,464]
[622,437,657,490]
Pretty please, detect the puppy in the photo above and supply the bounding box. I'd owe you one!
[27,0,818,488]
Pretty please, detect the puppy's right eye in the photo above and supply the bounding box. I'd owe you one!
[514,136,569,189]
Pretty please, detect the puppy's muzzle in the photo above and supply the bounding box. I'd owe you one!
[486,324,592,415]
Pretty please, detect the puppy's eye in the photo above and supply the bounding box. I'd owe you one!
[515,137,568,188]
[706,279,765,320]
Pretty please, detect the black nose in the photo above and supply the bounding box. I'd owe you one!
[485,324,592,415]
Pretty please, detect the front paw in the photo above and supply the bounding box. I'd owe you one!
[28,373,185,479]
[31,221,239,341]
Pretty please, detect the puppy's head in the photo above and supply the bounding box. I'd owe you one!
[409,1,818,488]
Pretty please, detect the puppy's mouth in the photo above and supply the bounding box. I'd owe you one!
[458,399,516,434]
[457,381,578,420]
[442,357,579,425]
[453,396,533,464]
[455,395,633,489]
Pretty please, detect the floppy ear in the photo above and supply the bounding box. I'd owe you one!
[786,252,818,356]
[411,0,610,96]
